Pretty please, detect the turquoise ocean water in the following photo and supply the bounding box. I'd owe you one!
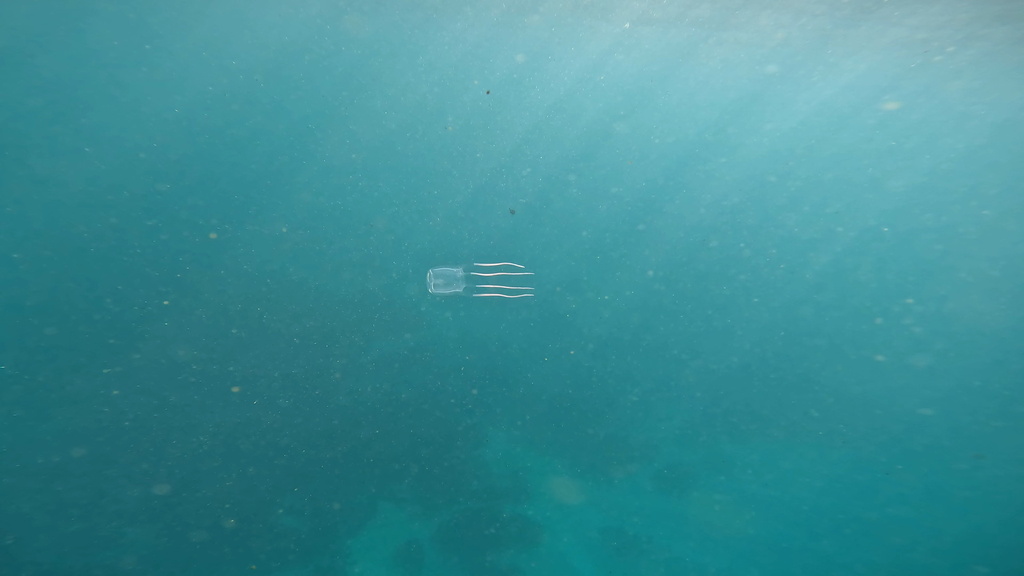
[1,1,1022,575]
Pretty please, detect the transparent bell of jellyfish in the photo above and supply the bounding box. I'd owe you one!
[427,262,534,298]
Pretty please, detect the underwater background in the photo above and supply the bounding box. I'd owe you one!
[2,1,1022,575]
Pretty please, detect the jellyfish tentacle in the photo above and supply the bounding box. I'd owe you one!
[469,271,534,277]
[473,262,526,268]
[476,284,534,290]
